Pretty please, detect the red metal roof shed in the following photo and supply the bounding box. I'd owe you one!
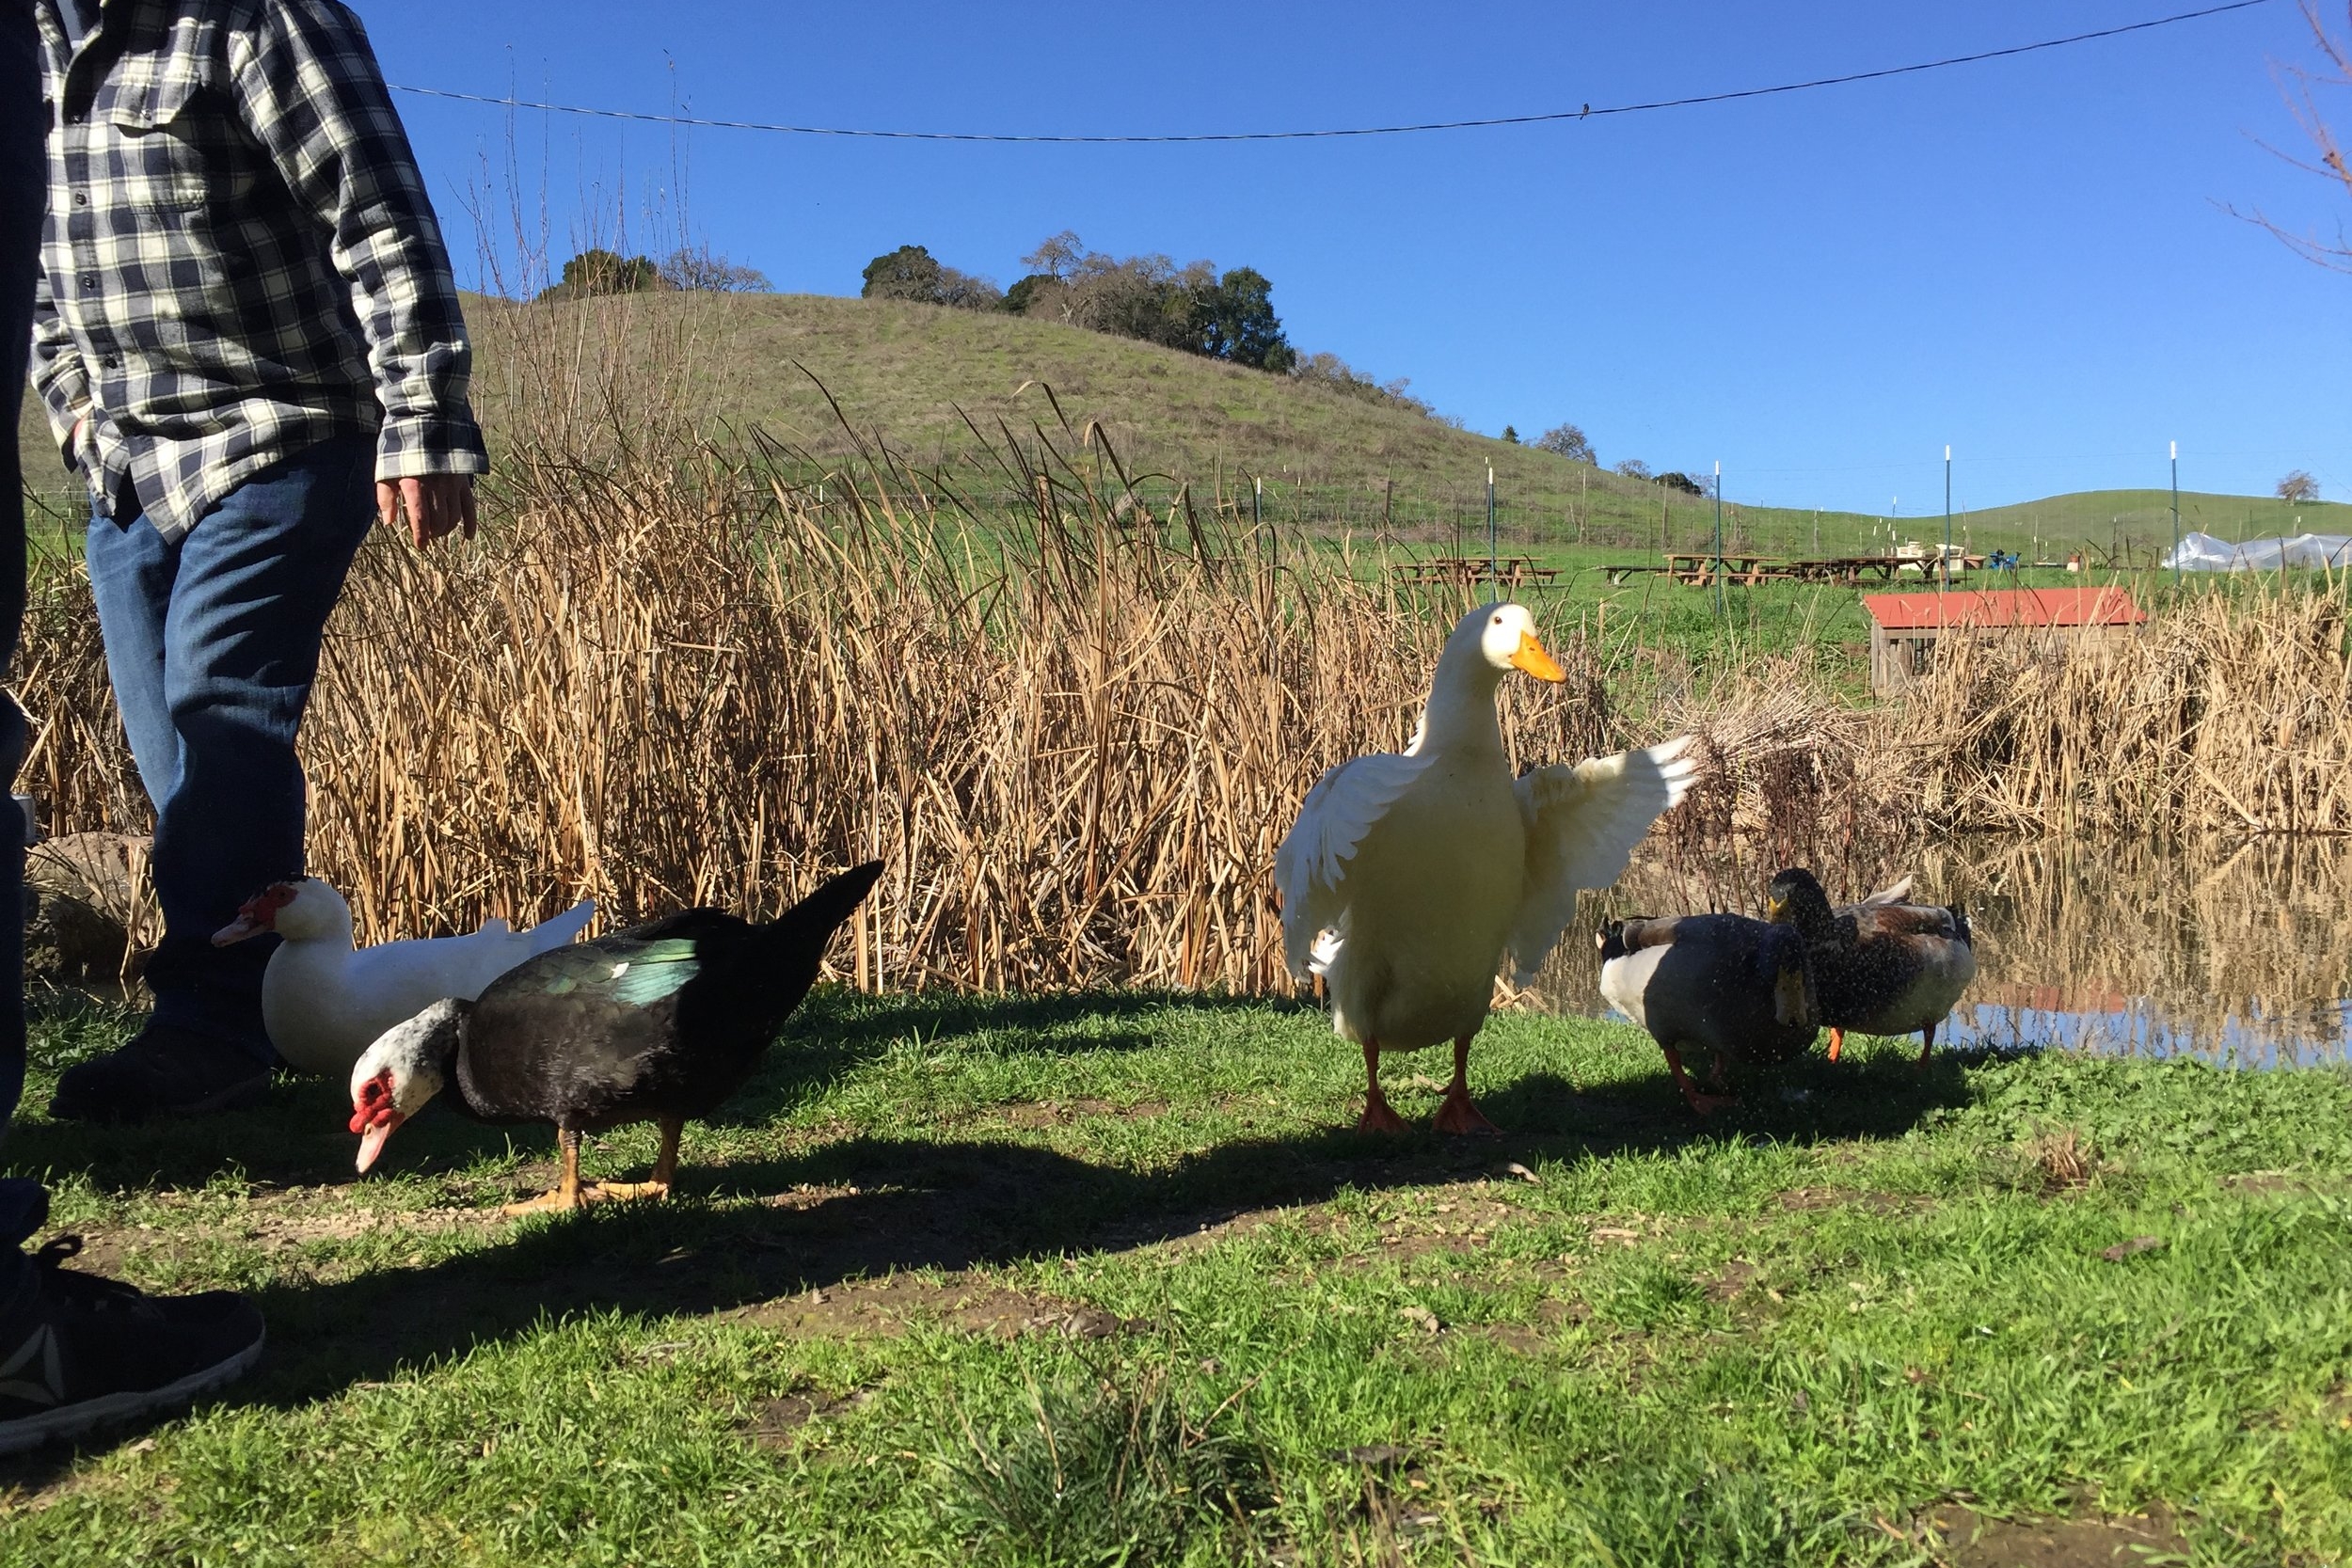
[1861,587,2147,630]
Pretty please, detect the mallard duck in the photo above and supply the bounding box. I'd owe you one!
[214,879,596,1078]
[1275,602,1696,1134]
[1763,867,1975,1069]
[1596,914,1818,1115]
[347,863,882,1212]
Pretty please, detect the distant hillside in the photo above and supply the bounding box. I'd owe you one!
[546,290,1738,543]
[18,291,2344,563]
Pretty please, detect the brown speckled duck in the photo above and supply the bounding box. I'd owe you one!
[1764,868,1975,1069]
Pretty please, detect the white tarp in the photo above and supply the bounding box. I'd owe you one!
[2162,531,2352,572]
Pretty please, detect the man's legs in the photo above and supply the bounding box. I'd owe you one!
[153,436,375,1047]
[78,495,181,815]
[0,0,265,1457]
[52,438,374,1121]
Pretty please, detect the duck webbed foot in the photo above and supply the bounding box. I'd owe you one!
[584,1180,672,1203]
[1825,1027,1847,1063]
[1661,1046,1739,1117]
[1914,1022,1938,1073]
[1357,1040,1411,1134]
[596,1117,684,1202]
[1430,1035,1501,1136]
[503,1179,674,1213]
[501,1187,584,1216]
[502,1127,590,1215]
[501,1121,684,1214]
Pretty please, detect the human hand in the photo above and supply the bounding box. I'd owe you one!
[376,473,478,549]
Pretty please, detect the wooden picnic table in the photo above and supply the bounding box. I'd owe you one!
[1391,555,1562,593]
[1775,556,1908,585]
[1601,554,1989,588]
[1663,552,1785,587]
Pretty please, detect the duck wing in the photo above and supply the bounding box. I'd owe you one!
[521,897,597,953]
[1844,875,1915,911]
[1273,752,1431,981]
[456,912,739,1126]
[1505,736,1698,983]
[1852,903,1968,942]
[447,898,598,996]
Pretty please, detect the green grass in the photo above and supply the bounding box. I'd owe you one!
[5,988,2350,1564]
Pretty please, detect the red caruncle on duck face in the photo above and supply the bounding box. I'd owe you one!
[349,1070,394,1134]
[351,1069,406,1172]
[213,882,298,946]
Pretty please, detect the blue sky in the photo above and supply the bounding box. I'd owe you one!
[362,1,2350,515]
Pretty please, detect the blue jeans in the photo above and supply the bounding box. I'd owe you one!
[84,438,375,1065]
[2,0,44,1256]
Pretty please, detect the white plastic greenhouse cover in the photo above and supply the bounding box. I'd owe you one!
[2161,531,2352,572]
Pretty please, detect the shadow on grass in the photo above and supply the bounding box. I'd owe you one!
[4,988,1307,1194]
[0,990,1974,1485]
[231,1055,1962,1407]
[1,1075,541,1196]
[718,987,1311,1117]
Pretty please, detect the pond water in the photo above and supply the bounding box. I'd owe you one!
[1544,836,2352,1069]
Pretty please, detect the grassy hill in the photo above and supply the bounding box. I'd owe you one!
[18,290,2344,565]
[8,293,1869,554]
[494,290,1847,554]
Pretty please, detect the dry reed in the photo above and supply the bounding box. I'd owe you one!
[14,290,2349,998]
[10,295,1621,991]
[2026,1127,2096,1192]
[1880,580,2352,836]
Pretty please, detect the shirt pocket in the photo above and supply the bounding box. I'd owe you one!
[107,67,212,211]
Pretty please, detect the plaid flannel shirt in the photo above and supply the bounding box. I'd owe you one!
[30,0,486,541]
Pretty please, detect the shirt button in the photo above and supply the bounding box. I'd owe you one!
[64,113,83,126]
[102,356,119,369]
[78,275,96,289]
[72,192,88,207]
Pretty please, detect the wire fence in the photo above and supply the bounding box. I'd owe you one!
[17,451,2343,576]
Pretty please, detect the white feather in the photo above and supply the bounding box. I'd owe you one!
[1850,874,1915,908]
[261,881,596,1078]
[1273,752,1431,981]
[1505,736,1700,984]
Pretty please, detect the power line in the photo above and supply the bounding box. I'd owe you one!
[389,0,2275,146]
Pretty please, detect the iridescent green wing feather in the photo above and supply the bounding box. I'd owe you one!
[531,939,700,1006]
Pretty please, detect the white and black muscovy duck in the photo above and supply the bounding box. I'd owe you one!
[214,879,597,1079]
[346,862,884,1212]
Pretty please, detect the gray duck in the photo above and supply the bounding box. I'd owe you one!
[1596,913,1818,1116]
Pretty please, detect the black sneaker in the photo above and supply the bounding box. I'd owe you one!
[45,1022,273,1125]
[0,1235,265,1456]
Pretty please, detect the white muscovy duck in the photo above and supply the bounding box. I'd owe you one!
[1275,601,1698,1134]
[213,879,597,1079]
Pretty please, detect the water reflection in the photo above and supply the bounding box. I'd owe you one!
[1542,836,2352,1069]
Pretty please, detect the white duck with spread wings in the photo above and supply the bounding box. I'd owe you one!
[1276,602,1697,1133]
[215,879,597,1080]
